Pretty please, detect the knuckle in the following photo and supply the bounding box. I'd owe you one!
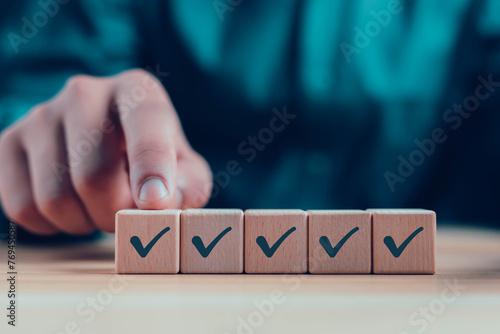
[0,126,20,149]
[122,68,151,81]
[28,103,55,126]
[120,69,164,94]
[63,75,96,98]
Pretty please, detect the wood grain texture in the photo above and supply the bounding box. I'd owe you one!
[308,210,371,274]
[180,209,244,273]
[245,209,307,273]
[369,209,436,274]
[7,226,500,334]
[115,209,180,274]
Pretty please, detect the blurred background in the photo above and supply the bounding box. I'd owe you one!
[1,0,500,236]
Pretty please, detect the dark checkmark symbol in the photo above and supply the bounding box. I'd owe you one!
[319,226,359,258]
[192,227,232,258]
[384,227,424,258]
[256,227,296,258]
[130,226,171,258]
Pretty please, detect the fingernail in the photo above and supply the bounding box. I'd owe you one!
[139,177,168,201]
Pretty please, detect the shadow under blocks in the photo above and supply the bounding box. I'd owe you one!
[115,209,436,274]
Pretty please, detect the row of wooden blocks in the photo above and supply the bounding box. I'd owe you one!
[115,209,436,274]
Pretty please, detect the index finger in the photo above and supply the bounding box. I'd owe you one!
[113,70,179,209]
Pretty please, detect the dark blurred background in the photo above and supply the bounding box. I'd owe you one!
[1,0,500,236]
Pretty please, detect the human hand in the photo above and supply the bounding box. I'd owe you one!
[0,69,212,235]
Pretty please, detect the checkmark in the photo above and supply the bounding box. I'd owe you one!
[319,226,359,258]
[256,227,296,258]
[130,226,171,258]
[383,227,424,258]
[192,227,232,258]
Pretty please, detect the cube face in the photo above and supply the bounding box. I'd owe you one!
[180,209,244,273]
[245,210,307,273]
[370,209,436,274]
[308,210,372,274]
[115,209,181,274]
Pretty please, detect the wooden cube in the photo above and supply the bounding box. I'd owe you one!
[245,210,307,273]
[307,210,371,274]
[115,209,180,274]
[369,209,436,274]
[180,209,244,273]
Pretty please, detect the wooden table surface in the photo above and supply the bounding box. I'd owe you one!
[2,225,500,334]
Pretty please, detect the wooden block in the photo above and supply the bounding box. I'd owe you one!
[115,209,180,274]
[245,209,307,273]
[369,209,436,274]
[307,210,371,274]
[180,209,244,273]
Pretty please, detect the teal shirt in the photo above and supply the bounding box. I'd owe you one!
[1,0,500,223]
